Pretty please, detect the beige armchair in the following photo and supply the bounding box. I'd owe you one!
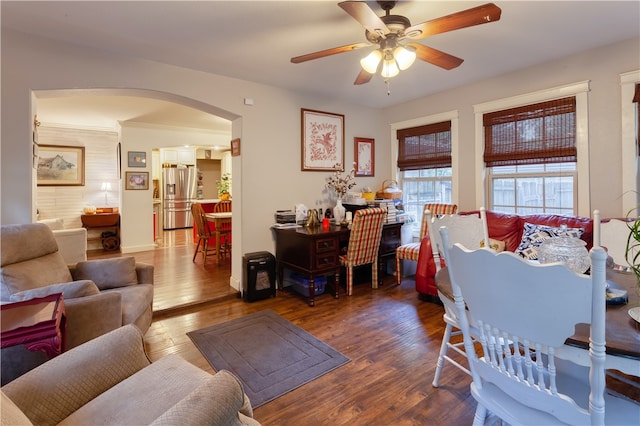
[0,223,154,383]
[1,324,260,426]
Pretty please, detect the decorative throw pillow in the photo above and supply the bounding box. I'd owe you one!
[515,222,584,260]
[74,257,138,290]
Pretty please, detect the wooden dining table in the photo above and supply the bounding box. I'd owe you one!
[564,266,639,376]
[435,263,640,377]
[205,212,232,265]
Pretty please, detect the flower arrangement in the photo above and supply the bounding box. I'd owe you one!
[326,163,356,199]
[216,173,231,197]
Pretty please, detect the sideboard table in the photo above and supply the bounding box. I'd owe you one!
[81,212,120,251]
[1,293,67,358]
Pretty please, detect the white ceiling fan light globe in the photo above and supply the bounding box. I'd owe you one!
[360,50,382,74]
[380,57,399,78]
[394,45,416,70]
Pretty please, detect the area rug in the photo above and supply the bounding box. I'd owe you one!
[187,309,350,408]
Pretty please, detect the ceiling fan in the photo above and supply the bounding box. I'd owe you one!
[291,1,502,85]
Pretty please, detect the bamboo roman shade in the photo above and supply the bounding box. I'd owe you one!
[483,97,576,167]
[397,121,452,171]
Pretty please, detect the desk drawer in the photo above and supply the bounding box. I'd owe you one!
[315,254,337,269]
[382,225,401,240]
[315,238,337,253]
[380,226,401,254]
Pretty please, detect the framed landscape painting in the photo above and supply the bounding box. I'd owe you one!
[37,145,85,186]
[301,108,344,171]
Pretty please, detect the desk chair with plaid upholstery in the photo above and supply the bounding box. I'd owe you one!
[339,208,386,296]
[395,203,457,285]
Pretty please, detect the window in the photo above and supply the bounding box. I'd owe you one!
[620,71,639,214]
[397,121,452,235]
[483,97,578,215]
[488,163,576,215]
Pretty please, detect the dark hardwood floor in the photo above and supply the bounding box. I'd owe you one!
[87,229,639,425]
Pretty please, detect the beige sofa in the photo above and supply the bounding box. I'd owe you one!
[37,218,88,264]
[1,324,260,426]
[0,223,154,383]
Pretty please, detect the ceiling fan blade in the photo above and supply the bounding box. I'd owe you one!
[339,1,389,37]
[354,69,374,85]
[408,43,464,70]
[291,42,370,63]
[405,3,501,40]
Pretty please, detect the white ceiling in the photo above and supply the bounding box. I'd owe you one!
[3,1,639,133]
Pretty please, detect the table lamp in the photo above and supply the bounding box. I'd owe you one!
[101,182,111,206]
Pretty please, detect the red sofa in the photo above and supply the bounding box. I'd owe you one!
[415,210,594,300]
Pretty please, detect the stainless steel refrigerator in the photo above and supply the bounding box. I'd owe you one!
[163,167,197,229]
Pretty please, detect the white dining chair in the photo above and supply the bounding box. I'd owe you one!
[440,226,640,425]
[430,208,490,387]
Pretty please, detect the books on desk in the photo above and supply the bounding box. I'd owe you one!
[271,223,301,229]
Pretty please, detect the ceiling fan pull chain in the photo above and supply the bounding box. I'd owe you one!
[385,79,391,96]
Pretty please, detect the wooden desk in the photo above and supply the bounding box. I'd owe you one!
[1,293,66,358]
[205,212,232,265]
[274,225,347,306]
[273,221,404,306]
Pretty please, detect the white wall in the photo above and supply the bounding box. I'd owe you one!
[1,29,386,290]
[383,37,640,218]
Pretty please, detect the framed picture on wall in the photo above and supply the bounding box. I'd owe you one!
[37,145,85,186]
[128,151,146,167]
[354,137,374,177]
[231,138,241,156]
[301,108,344,171]
[125,172,149,190]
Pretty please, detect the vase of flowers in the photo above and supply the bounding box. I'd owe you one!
[326,163,356,223]
[216,173,231,200]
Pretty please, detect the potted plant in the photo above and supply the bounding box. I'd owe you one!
[625,208,640,285]
[216,173,231,201]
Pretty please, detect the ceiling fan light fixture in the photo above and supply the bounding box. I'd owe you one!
[360,49,382,74]
[381,55,399,78]
[394,45,416,71]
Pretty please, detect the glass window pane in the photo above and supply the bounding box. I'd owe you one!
[492,178,515,207]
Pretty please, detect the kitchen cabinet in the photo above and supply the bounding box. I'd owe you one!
[160,148,196,166]
[178,149,196,165]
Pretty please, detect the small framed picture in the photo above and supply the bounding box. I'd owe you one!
[128,151,146,167]
[231,138,241,157]
[125,171,149,190]
[355,137,374,177]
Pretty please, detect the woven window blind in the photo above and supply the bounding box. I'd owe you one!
[397,121,451,171]
[633,83,640,152]
[483,97,576,167]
